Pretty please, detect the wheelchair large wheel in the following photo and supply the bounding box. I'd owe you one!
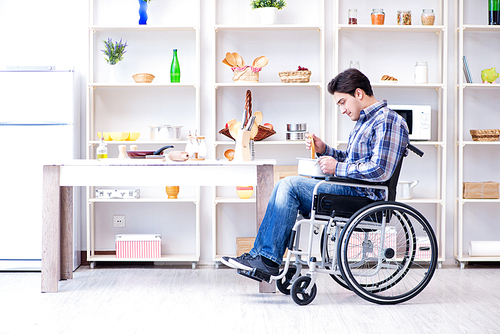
[338,201,438,305]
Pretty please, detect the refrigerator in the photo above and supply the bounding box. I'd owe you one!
[0,66,80,271]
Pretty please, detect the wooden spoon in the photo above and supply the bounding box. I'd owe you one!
[233,52,243,67]
[309,134,316,159]
[226,52,236,67]
[222,58,232,67]
[252,56,263,67]
[253,111,263,126]
[254,56,269,68]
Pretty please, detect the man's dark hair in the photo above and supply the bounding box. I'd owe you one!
[327,68,374,97]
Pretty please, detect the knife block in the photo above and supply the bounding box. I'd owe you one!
[234,130,251,161]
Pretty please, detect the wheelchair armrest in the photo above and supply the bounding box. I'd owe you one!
[325,175,386,187]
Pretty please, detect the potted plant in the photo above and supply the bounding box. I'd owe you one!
[251,0,287,25]
[101,38,128,82]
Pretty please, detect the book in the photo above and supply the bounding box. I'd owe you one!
[463,56,472,83]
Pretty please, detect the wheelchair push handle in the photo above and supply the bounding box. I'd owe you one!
[407,143,424,157]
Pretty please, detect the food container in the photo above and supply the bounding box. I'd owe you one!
[149,125,183,140]
[286,132,306,141]
[297,158,327,178]
[287,123,307,132]
[421,9,435,25]
[397,10,412,25]
[414,62,428,84]
[371,9,385,25]
[348,9,358,24]
[396,180,419,200]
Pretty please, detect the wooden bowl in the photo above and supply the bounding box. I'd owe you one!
[132,73,155,83]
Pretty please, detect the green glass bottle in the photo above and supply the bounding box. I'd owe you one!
[170,49,181,83]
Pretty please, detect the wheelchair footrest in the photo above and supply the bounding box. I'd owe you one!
[237,268,272,283]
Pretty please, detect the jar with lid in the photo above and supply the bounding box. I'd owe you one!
[397,10,412,25]
[197,136,207,160]
[414,62,428,84]
[421,9,435,25]
[348,9,357,24]
[371,9,385,25]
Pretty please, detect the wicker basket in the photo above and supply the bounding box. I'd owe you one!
[132,73,155,83]
[470,129,500,141]
[233,67,259,83]
[278,70,311,83]
[219,125,276,141]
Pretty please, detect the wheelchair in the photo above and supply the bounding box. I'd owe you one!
[239,143,438,305]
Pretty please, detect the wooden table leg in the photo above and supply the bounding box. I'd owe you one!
[42,165,61,293]
[256,165,276,293]
[60,186,73,280]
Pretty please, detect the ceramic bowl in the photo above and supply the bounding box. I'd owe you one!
[127,132,141,141]
[97,132,111,141]
[110,132,130,141]
[236,186,253,199]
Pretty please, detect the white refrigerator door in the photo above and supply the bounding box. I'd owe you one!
[0,124,74,270]
[0,71,76,124]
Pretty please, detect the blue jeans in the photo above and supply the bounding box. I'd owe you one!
[249,176,361,265]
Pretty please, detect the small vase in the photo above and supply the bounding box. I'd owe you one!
[108,65,116,83]
[257,7,278,25]
[166,186,180,199]
[138,0,148,25]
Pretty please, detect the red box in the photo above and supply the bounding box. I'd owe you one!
[115,234,162,259]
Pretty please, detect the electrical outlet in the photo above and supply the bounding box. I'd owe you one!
[113,215,126,228]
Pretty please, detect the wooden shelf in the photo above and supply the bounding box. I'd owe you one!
[338,24,445,33]
[215,82,323,88]
[87,254,198,262]
[89,83,197,88]
[215,24,322,31]
[90,25,197,32]
[89,197,198,203]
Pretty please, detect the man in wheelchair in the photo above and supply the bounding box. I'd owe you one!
[222,68,410,281]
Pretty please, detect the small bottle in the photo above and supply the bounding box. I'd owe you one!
[349,61,360,70]
[414,62,429,84]
[96,136,108,160]
[421,9,435,26]
[170,49,181,83]
[489,0,500,25]
[397,10,412,25]
[371,9,385,25]
[197,137,207,160]
[348,9,358,24]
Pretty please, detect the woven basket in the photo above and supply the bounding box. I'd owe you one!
[470,129,500,141]
[278,70,311,83]
[219,125,276,141]
[132,73,155,83]
[233,67,259,83]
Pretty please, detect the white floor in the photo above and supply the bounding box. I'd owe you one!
[0,263,499,334]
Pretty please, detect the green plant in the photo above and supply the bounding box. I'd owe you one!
[101,38,128,65]
[142,0,154,3]
[250,0,287,10]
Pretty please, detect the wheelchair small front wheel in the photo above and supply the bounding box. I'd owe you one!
[291,276,317,306]
[276,266,298,295]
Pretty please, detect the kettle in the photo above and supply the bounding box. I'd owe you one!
[396,180,419,200]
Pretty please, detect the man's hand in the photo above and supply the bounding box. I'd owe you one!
[305,133,326,155]
[319,156,338,175]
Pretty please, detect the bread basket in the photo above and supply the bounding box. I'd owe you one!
[278,70,311,83]
[132,73,155,83]
[470,129,500,141]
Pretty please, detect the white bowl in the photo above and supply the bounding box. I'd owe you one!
[297,158,327,178]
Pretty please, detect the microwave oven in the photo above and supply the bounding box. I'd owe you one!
[389,104,431,141]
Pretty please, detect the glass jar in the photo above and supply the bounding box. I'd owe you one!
[371,9,385,25]
[397,10,412,25]
[414,62,428,84]
[421,9,435,25]
[348,9,358,24]
[349,61,360,70]
[197,136,207,159]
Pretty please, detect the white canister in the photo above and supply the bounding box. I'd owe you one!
[396,180,419,200]
[414,62,428,84]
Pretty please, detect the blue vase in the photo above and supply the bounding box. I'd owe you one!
[138,0,148,25]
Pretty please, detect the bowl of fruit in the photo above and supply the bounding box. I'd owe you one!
[278,66,311,83]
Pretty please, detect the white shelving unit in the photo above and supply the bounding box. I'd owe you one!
[454,0,500,268]
[86,0,201,266]
[211,0,326,262]
[333,0,448,265]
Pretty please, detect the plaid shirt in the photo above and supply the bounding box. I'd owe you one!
[321,100,409,200]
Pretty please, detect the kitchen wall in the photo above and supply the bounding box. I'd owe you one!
[0,0,495,265]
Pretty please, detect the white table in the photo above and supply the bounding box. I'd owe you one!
[42,159,276,293]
